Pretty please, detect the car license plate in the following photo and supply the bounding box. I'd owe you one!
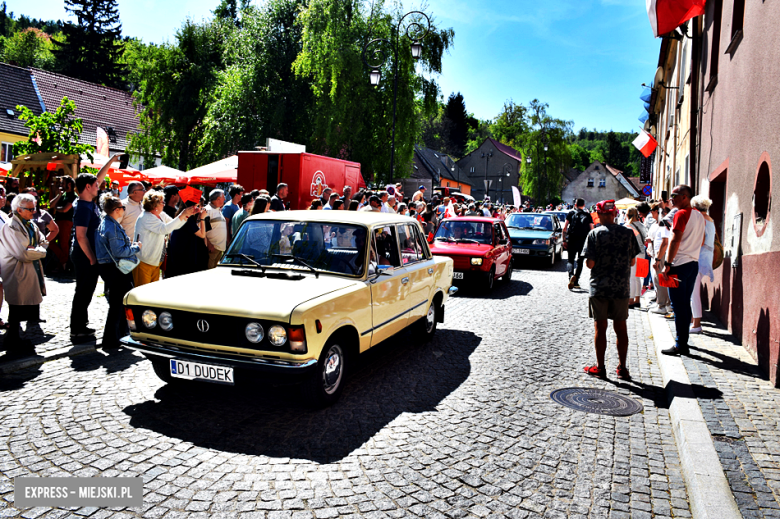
[453,272,464,279]
[513,248,530,255]
[169,359,234,385]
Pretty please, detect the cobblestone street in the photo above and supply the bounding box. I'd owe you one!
[0,259,745,519]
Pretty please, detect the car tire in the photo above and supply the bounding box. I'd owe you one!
[302,339,347,408]
[414,298,440,342]
[501,261,513,284]
[485,267,495,292]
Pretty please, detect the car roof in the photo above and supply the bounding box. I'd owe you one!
[244,210,416,227]
[440,217,502,223]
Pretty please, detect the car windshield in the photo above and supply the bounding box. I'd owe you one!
[222,220,369,277]
[434,220,493,244]
[506,214,553,231]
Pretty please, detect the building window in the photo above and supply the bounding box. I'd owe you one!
[684,154,690,185]
[731,0,745,39]
[1,142,13,162]
[587,178,594,187]
[598,178,606,188]
[754,159,771,236]
[708,0,723,86]
[446,181,450,187]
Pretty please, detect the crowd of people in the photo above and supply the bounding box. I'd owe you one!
[574,186,718,380]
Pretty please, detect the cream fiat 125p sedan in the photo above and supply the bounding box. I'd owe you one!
[121,211,457,406]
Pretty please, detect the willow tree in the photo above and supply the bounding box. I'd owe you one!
[293,0,453,184]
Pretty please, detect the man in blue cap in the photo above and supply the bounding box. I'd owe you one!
[412,185,426,203]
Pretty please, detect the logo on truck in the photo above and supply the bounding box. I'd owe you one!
[311,171,327,197]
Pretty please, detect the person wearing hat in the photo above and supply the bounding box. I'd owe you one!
[412,185,426,203]
[581,199,642,380]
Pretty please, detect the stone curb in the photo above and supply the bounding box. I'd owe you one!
[647,310,741,519]
[0,342,97,374]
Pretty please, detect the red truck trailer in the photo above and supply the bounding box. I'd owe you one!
[237,151,366,210]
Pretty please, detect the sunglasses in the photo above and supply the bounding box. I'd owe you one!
[670,192,683,198]
[19,207,35,212]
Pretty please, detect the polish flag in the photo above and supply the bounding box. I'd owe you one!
[632,130,658,158]
[646,0,707,38]
[96,127,109,157]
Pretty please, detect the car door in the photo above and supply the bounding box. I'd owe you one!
[399,223,435,324]
[495,222,512,275]
[368,225,409,346]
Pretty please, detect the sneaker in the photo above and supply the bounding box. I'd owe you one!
[568,276,577,290]
[690,326,702,334]
[651,306,668,314]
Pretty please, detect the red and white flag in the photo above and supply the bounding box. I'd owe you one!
[646,0,707,38]
[632,130,658,158]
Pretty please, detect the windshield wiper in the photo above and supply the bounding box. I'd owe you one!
[434,236,455,242]
[224,253,265,272]
[271,254,319,278]
[506,225,521,230]
[455,238,480,244]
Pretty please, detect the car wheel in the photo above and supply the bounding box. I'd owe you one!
[302,340,347,407]
[501,261,513,284]
[415,298,440,342]
[485,267,495,292]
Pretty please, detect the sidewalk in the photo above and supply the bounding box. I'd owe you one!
[0,276,108,373]
[643,291,780,519]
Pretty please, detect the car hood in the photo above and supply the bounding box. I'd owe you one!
[430,241,493,257]
[506,228,553,240]
[124,267,361,322]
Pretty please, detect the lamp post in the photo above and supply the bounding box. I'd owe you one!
[501,163,512,204]
[541,132,549,207]
[362,11,431,182]
[481,148,493,200]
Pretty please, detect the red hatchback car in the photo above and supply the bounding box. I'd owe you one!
[428,217,513,291]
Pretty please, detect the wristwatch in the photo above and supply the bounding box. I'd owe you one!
[664,260,673,267]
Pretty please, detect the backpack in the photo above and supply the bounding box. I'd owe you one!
[712,230,724,270]
[568,209,591,241]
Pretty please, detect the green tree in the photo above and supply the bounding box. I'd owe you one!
[53,0,126,88]
[2,27,57,69]
[293,0,453,184]
[490,100,527,149]
[568,142,590,171]
[443,92,470,157]
[200,0,315,162]
[127,19,225,170]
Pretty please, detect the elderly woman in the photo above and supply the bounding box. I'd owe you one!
[96,194,142,348]
[0,193,49,359]
[133,190,198,286]
[0,185,10,330]
[690,195,716,334]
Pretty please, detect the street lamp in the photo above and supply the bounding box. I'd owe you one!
[481,149,493,200]
[362,11,431,181]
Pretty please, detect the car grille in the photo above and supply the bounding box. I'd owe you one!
[129,305,291,353]
[512,238,534,246]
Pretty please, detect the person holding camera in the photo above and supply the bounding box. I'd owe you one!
[95,194,142,349]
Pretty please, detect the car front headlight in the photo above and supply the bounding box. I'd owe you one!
[532,239,550,245]
[245,322,264,344]
[470,257,483,265]
[159,312,173,331]
[142,310,157,329]
[268,325,287,346]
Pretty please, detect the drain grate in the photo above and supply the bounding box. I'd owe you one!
[550,387,643,416]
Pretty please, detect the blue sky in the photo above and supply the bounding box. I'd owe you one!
[7,0,660,133]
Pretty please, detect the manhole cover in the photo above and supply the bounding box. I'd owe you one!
[550,388,643,416]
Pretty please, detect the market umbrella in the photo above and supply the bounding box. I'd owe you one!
[615,197,640,210]
[184,155,238,186]
[142,165,186,185]
[79,153,146,187]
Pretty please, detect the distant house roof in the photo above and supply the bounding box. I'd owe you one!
[31,68,140,152]
[487,138,525,162]
[562,167,581,183]
[414,146,472,186]
[0,62,46,137]
[604,163,641,197]
[627,176,648,192]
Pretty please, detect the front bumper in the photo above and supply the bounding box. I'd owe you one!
[511,245,553,258]
[120,335,318,375]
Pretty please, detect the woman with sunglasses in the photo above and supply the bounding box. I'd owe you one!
[95,194,142,349]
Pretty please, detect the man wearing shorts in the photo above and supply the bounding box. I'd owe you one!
[582,200,641,380]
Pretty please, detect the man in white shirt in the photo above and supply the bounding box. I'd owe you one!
[385,195,397,213]
[118,181,145,239]
[379,191,391,213]
[661,185,705,356]
[360,195,382,212]
[204,189,228,269]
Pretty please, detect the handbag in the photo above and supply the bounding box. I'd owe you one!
[712,230,724,270]
[102,221,139,274]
